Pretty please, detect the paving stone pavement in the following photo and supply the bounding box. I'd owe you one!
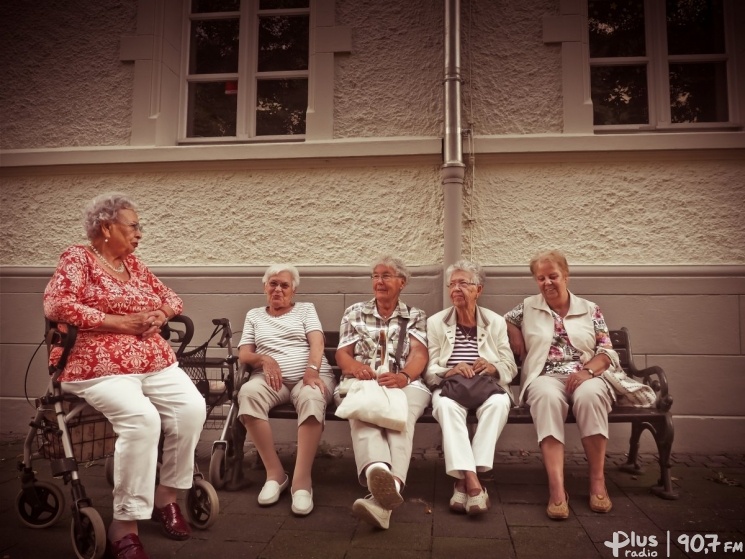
[2,437,744,559]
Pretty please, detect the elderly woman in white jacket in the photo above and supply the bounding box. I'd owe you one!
[505,250,620,520]
[425,260,517,515]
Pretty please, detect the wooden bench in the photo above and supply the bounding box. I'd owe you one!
[263,328,677,500]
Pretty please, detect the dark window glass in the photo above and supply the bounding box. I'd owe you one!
[192,0,240,13]
[588,0,646,58]
[257,15,309,72]
[670,62,729,123]
[260,0,309,9]
[190,18,240,74]
[666,0,725,55]
[256,79,308,135]
[187,82,238,137]
[591,65,649,125]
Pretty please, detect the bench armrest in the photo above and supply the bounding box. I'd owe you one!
[627,362,673,412]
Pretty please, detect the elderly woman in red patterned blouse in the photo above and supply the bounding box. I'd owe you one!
[43,193,206,559]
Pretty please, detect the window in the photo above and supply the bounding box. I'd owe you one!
[183,0,310,141]
[588,0,735,131]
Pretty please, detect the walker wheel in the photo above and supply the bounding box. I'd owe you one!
[16,481,65,528]
[185,478,219,529]
[71,506,106,559]
[209,446,227,490]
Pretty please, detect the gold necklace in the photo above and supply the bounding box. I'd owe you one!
[89,244,125,273]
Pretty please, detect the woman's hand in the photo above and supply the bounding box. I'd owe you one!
[565,369,594,395]
[112,311,164,338]
[346,363,376,381]
[303,368,328,396]
[377,371,405,389]
[261,356,283,392]
[473,357,496,376]
[445,362,475,378]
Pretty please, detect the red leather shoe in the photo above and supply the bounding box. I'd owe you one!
[106,533,150,559]
[151,502,191,540]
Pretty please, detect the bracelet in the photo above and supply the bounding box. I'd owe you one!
[582,367,596,378]
[307,364,319,372]
[398,371,412,385]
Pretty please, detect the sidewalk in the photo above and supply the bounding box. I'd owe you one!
[1,437,743,559]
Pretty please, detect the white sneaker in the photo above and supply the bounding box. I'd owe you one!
[352,495,391,529]
[367,467,403,510]
[291,489,314,516]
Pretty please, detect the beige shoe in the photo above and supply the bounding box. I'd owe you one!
[352,495,391,529]
[546,492,569,520]
[449,485,468,513]
[589,492,613,513]
[466,488,490,516]
[367,467,403,510]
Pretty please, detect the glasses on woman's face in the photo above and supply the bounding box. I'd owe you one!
[371,274,400,282]
[447,281,477,290]
[117,220,143,233]
[267,280,292,291]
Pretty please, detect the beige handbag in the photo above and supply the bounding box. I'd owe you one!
[601,369,656,408]
[334,378,408,430]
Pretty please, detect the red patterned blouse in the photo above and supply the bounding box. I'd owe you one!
[43,245,184,382]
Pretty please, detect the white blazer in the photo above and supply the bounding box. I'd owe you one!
[425,305,518,405]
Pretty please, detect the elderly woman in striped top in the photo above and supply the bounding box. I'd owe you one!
[237,264,336,516]
[425,260,517,515]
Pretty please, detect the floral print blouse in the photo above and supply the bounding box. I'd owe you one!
[43,245,183,381]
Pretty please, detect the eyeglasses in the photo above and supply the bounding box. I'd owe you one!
[371,274,400,281]
[117,221,143,233]
[447,281,477,290]
[267,280,292,290]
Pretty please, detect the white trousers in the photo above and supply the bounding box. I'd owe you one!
[432,390,511,478]
[340,385,430,488]
[525,374,612,445]
[62,363,206,521]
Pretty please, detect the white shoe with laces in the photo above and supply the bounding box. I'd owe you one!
[367,467,403,510]
[352,495,391,529]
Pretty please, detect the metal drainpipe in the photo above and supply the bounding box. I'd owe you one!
[442,0,465,306]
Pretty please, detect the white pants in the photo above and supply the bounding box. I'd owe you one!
[62,364,206,521]
[338,385,430,488]
[525,374,612,445]
[432,390,511,478]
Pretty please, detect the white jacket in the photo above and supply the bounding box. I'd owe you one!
[425,305,518,405]
[517,292,620,404]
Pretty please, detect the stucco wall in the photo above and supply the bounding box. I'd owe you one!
[0,0,137,149]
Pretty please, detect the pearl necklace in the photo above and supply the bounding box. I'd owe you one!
[89,244,125,273]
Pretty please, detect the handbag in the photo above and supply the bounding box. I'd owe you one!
[439,373,504,410]
[334,379,408,430]
[601,369,656,408]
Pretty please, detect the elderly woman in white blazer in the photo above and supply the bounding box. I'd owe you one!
[425,260,517,516]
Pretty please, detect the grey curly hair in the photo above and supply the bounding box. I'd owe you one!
[82,193,137,240]
[445,259,485,286]
[371,255,410,282]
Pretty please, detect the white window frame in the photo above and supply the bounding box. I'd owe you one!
[588,0,740,133]
[178,1,311,143]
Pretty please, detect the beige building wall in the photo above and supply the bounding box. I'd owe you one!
[1,0,744,453]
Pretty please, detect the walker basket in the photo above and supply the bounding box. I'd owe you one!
[179,342,210,398]
[35,399,116,463]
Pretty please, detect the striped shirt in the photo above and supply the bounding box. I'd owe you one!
[238,302,331,382]
[445,325,480,368]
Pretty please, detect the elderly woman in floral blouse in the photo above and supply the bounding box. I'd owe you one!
[44,193,205,559]
[505,250,619,520]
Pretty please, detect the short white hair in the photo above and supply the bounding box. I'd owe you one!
[262,264,300,288]
[445,259,484,285]
[82,192,137,240]
[370,254,410,282]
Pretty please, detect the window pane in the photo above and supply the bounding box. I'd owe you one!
[187,82,237,137]
[257,15,309,72]
[591,65,649,125]
[666,0,725,55]
[256,79,308,135]
[260,0,309,9]
[192,0,240,13]
[588,0,646,58]
[670,62,729,123]
[190,18,239,74]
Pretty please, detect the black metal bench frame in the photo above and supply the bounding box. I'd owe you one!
[264,327,678,500]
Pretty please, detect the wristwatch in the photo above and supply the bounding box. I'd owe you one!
[583,367,596,378]
[307,364,319,372]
